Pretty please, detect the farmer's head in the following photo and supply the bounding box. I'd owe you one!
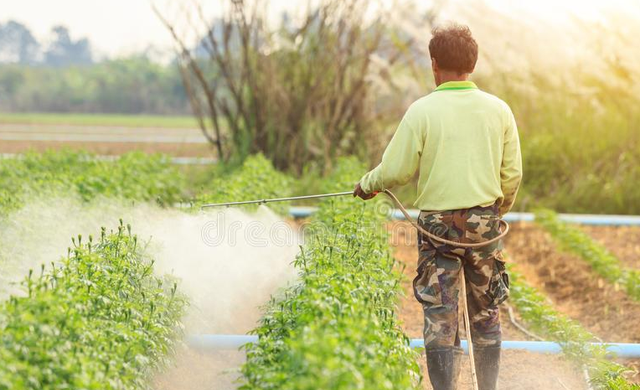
[429,24,478,85]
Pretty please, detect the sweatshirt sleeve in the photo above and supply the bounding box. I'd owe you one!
[359,104,425,193]
[499,106,523,216]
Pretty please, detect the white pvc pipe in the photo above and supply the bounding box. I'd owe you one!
[187,335,640,358]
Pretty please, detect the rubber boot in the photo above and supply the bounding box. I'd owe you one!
[426,347,462,390]
[473,344,501,390]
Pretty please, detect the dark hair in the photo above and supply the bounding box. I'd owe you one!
[428,24,478,74]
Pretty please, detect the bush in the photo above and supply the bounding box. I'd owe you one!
[0,221,187,390]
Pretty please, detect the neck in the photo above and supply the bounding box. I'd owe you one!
[435,71,470,86]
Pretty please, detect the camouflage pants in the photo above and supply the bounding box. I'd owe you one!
[412,203,510,350]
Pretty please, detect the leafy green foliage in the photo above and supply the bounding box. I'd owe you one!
[195,154,294,215]
[0,221,187,390]
[0,150,185,215]
[535,209,640,301]
[508,265,638,389]
[240,157,420,390]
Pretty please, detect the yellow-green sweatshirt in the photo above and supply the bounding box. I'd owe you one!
[359,80,522,215]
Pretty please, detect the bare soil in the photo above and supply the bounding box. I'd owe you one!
[388,221,590,389]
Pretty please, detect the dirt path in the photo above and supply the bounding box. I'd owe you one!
[389,221,589,389]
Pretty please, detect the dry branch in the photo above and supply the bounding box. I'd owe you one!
[156,0,424,171]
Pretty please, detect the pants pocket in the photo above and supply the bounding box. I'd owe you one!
[487,260,510,307]
[413,259,441,306]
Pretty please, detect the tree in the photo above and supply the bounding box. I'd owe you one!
[0,20,40,64]
[156,0,419,172]
[44,25,92,67]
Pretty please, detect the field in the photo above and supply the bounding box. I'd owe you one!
[0,114,213,157]
[0,149,638,390]
[2,0,639,388]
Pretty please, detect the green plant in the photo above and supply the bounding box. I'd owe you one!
[534,209,640,301]
[0,221,187,390]
[240,157,420,390]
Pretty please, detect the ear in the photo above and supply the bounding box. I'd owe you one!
[431,58,438,72]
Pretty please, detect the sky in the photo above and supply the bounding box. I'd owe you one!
[0,0,638,59]
[0,0,301,59]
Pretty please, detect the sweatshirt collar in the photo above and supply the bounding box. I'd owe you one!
[434,80,478,91]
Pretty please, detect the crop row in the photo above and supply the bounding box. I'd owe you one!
[0,221,187,390]
[0,150,184,216]
[535,209,640,302]
[240,157,420,390]
[508,264,637,389]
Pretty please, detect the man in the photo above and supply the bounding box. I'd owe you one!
[353,24,522,390]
